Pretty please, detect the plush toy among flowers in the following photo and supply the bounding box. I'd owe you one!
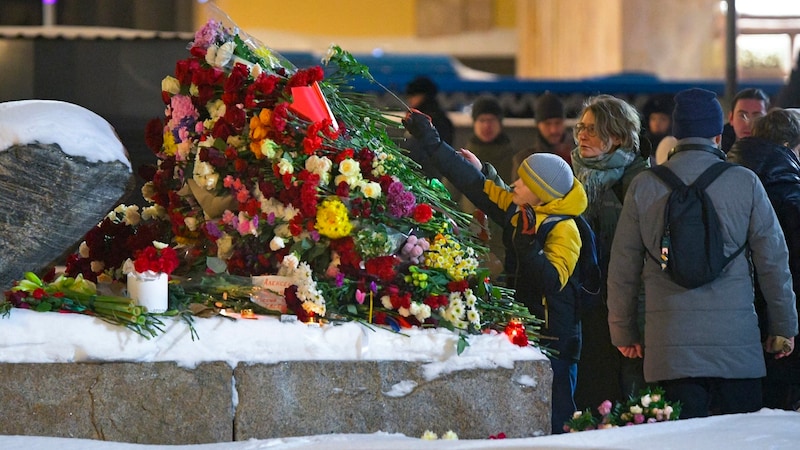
[3,18,539,343]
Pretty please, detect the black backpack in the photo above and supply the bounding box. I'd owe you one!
[536,214,602,314]
[648,161,746,289]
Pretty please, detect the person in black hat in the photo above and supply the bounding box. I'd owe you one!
[641,93,675,152]
[405,76,454,145]
[513,92,573,175]
[607,87,797,419]
[466,95,517,182]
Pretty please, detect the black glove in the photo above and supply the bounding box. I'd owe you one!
[402,109,441,153]
[512,205,537,251]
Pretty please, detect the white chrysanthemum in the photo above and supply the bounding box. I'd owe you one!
[269,236,285,251]
[464,288,477,307]
[467,309,480,325]
[161,76,180,95]
[360,181,382,199]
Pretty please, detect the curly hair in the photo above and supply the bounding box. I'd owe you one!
[751,108,800,150]
[577,94,641,152]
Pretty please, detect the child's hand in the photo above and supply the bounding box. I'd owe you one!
[402,109,441,151]
[457,148,482,170]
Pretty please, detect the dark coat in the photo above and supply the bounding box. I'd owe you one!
[727,137,800,383]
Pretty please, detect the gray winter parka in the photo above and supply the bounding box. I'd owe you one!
[607,140,798,382]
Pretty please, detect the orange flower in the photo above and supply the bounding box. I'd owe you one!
[248,108,273,158]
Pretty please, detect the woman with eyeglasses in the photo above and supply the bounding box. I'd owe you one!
[570,94,651,414]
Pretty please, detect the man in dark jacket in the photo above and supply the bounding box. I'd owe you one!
[721,88,770,153]
[727,108,800,410]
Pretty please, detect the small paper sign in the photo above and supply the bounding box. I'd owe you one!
[250,275,294,313]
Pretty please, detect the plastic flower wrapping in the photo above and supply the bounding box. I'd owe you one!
[4,16,541,344]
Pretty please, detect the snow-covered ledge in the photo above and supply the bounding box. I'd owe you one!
[0,310,552,444]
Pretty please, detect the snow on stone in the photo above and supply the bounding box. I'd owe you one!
[0,100,130,169]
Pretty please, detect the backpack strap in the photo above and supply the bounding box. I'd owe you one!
[692,161,734,190]
[535,214,570,246]
[691,161,747,263]
[649,165,685,190]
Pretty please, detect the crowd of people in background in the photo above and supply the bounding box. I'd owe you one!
[403,76,800,434]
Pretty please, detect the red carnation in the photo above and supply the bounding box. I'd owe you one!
[412,203,433,223]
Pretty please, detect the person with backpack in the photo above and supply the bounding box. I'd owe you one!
[607,87,798,419]
[402,110,590,434]
[570,95,650,412]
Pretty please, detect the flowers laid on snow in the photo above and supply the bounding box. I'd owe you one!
[564,386,682,432]
[3,19,542,345]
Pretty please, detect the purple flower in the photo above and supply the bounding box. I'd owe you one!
[192,19,220,49]
[386,182,416,218]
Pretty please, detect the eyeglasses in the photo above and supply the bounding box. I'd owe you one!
[735,111,764,123]
[574,123,597,137]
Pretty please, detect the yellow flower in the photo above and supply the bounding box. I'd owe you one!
[162,131,177,156]
[315,198,352,239]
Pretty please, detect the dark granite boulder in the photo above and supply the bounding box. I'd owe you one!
[0,142,133,290]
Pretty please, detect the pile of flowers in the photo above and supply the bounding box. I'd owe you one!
[564,386,682,432]
[3,18,542,345]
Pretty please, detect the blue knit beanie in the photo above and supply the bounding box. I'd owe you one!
[672,88,723,139]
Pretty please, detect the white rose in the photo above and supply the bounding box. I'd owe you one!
[640,394,652,407]
[360,181,382,199]
[338,158,360,177]
[630,405,643,414]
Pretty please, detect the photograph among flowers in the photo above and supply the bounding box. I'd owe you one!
[2,17,541,347]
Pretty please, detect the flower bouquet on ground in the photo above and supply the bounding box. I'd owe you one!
[564,386,682,432]
[3,15,543,348]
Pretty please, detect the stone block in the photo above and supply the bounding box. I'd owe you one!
[0,362,232,444]
[0,143,134,290]
[234,359,551,440]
